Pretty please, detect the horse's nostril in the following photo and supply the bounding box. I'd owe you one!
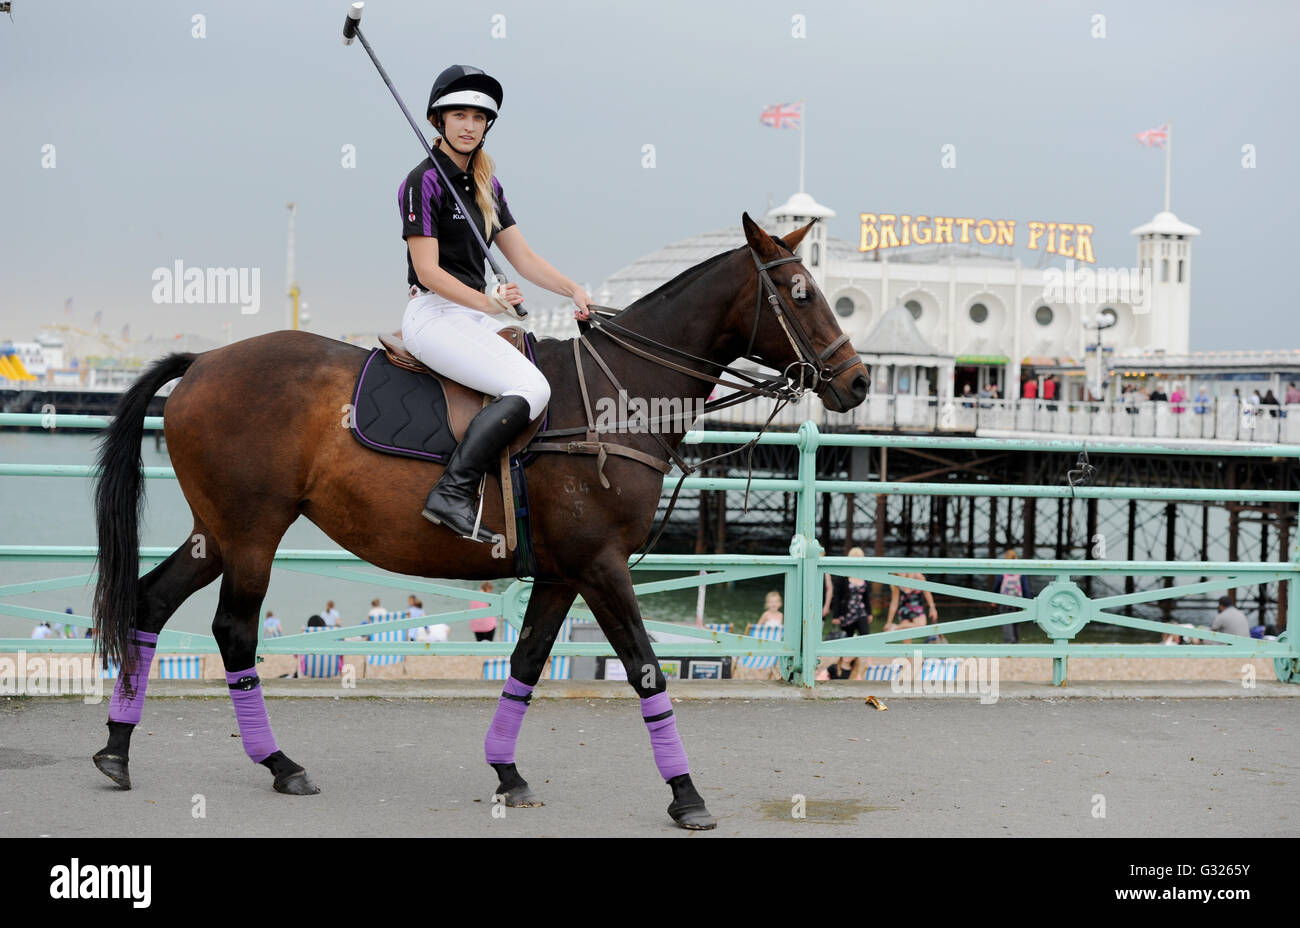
[851,373,869,400]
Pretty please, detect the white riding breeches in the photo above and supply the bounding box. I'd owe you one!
[400,290,551,420]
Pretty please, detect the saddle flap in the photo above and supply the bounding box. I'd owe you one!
[377,328,544,455]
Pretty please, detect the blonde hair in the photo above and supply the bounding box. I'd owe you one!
[847,546,865,557]
[1003,549,1018,559]
[765,591,782,605]
[431,129,501,237]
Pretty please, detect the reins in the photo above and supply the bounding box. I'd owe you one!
[528,242,856,568]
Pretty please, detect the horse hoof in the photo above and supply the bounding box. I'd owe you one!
[668,801,717,830]
[93,753,131,790]
[273,770,321,795]
[496,786,544,808]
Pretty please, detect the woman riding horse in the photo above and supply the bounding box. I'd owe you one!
[402,64,592,541]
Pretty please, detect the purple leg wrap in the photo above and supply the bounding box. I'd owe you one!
[484,676,534,764]
[107,631,158,725]
[226,668,279,763]
[641,691,690,780]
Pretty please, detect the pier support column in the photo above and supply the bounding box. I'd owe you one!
[988,496,998,559]
[1162,503,1176,621]
[1126,500,1137,617]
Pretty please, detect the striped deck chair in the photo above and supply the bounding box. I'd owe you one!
[920,658,960,681]
[100,659,119,680]
[483,619,519,681]
[300,625,343,679]
[737,623,784,671]
[156,655,203,680]
[860,662,898,681]
[704,623,732,635]
[546,615,578,680]
[366,611,407,667]
[483,616,578,680]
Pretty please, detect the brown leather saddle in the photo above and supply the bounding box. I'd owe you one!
[377,327,547,454]
[377,327,547,553]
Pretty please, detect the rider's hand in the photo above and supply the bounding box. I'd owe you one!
[487,282,524,317]
[570,286,593,321]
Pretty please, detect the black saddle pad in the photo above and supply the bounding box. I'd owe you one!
[349,334,546,464]
[350,349,457,463]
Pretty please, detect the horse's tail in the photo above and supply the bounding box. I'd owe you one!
[93,352,197,678]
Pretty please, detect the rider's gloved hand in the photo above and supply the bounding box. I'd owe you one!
[487,282,524,320]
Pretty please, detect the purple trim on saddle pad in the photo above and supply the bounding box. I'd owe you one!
[107,631,159,725]
[641,691,690,780]
[484,676,535,764]
[225,668,279,763]
[350,348,452,464]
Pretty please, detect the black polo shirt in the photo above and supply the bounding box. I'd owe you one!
[400,145,516,292]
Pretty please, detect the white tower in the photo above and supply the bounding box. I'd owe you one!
[767,191,835,289]
[1130,210,1200,355]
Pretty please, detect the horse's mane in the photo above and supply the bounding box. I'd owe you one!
[524,231,796,342]
[623,233,791,312]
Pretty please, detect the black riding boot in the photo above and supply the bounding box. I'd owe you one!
[421,394,532,543]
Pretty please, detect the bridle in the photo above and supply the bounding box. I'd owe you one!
[577,243,858,413]
[527,238,863,569]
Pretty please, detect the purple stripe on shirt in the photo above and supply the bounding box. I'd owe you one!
[421,168,441,237]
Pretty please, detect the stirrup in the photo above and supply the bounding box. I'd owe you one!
[422,475,495,544]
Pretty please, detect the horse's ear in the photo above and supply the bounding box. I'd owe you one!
[742,211,781,258]
[781,219,818,252]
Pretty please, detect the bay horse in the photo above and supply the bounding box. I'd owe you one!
[90,213,868,829]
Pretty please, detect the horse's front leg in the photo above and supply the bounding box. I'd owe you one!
[572,556,716,830]
[485,580,577,807]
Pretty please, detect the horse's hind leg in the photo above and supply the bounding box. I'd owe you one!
[95,524,224,789]
[211,543,319,795]
[485,580,577,807]
[571,556,716,830]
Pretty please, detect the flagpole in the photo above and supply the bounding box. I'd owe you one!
[799,98,806,193]
[1164,120,1172,211]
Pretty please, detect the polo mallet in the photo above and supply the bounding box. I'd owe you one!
[342,1,525,319]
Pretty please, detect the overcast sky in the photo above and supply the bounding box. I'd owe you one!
[2,0,1296,352]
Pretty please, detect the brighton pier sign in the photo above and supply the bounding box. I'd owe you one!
[859,213,1096,263]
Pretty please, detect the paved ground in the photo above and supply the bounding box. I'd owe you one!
[3,682,1295,837]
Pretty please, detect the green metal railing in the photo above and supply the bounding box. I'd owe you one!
[2,412,1297,686]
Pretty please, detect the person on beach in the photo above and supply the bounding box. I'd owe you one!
[758,591,784,627]
[994,550,1028,644]
[469,580,499,642]
[827,547,871,680]
[883,572,937,644]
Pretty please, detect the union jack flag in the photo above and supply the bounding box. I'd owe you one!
[1135,123,1169,148]
[760,101,803,129]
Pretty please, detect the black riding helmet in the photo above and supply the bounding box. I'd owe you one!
[427,64,503,156]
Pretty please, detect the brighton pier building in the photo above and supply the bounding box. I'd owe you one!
[529,189,1298,440]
